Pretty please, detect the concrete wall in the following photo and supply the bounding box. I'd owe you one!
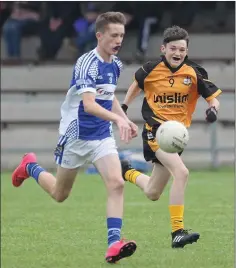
[1,59,235,170]
[1,34,235,61]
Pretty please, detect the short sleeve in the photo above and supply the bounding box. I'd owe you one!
[135,66,147,90]
[197,74,222,101]
[114,57,123,78]
[135,61,160,90]
[74,59,98,95]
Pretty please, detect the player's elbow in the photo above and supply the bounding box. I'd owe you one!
[83,102,95,114]
[82,92,96,114]
[83,104,90,113]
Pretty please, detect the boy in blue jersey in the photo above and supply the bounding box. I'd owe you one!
[11,12,138,264]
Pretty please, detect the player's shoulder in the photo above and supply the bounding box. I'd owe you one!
[135,58,162,86]
[113,55,123,68]
[74,50,99,77]
[185,58,208,79]
[141,58,162,74]
[75,50,97,67]
[112,55,123,77]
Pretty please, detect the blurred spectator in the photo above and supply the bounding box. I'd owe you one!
[1,1,234,63]
[133,2,163,60]
[170,1,200,28]
[37,2,79,61]
[0,2,12,30]
[72,2,116,56]
[2,1,41,59]
[73,3,99,56]
[112,2,134,28]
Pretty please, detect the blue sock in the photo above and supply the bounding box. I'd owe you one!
[27,163,45,183]
[107,217,122,247]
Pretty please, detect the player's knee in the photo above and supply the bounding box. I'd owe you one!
[52,191,69,203]
[145,189,161,201]
[175,166,189,182]
[181,167,189,180]
[107,177,125,192]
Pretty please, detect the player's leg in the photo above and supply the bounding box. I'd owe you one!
[11,137,81,202]
[37,165,78,202]
[144,162,171,200]
[12,153,78,202]
[121,159,170,201]
[155,149,200,247]
[121,123,199,248]
[122,150,200,248]
[122,123,171,200]
[92,138,136,263]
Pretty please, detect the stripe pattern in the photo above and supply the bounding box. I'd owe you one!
[173,235,184,243]
[54,135,68,165]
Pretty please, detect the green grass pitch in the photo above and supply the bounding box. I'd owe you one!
[1,168,234,268]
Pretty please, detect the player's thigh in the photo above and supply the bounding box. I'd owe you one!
[146,162,171,195]
[155,149,188,178]
[94,153,124,189]
[91,138,123,188]
[54,136,86,192]
[54,165,78,193]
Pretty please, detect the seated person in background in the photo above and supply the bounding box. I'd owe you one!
[37,2,79,61]
[73,2,117,57]
[2,1,41,59]
[0,2,12,31]
[73,3,99,56]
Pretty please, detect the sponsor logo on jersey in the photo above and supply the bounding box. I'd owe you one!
[153,93,189,104]
[96,88,114,96]
[183,76,192,86]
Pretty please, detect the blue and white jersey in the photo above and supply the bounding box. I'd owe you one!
[59,48,123,140]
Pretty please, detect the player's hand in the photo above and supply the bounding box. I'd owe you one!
[127,120,138,138]
[121,104,128,114]
[206,106,217,123]
[115,117,132,143]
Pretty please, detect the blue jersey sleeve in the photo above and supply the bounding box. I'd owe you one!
[74,57,98,95]
[113,57,123,78]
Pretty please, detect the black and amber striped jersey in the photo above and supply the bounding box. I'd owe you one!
[135,56,222,127]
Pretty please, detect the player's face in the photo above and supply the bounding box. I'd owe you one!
[97,23,125,55]
[161,40,188,68]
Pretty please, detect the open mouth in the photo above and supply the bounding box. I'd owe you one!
[172,56,181,61]
[113,46,121,52]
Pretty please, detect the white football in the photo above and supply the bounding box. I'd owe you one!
[156,121,189,153]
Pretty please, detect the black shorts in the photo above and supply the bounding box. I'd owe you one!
[142,122,183,166]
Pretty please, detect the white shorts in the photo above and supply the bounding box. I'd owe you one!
[54,136,118,169]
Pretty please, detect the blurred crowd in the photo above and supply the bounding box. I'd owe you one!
[0,1,234,61]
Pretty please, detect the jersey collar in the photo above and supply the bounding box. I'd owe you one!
[161,55,188,73]
[93,48,115,63]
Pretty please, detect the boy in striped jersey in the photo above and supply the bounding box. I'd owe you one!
[12,12,138,264]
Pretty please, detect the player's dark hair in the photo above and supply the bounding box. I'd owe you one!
[95,12,126,33]
[163,25,189,46]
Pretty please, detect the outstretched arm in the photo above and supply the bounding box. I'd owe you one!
[123,81,141,106]
[121,81,141,113]
[112,96,138,138]
[205,97,220,123]
[82,92,132,143]
[195,66,222,123]
[112,96,130,120]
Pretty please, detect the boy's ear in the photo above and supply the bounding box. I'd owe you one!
[161,44,166,54]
